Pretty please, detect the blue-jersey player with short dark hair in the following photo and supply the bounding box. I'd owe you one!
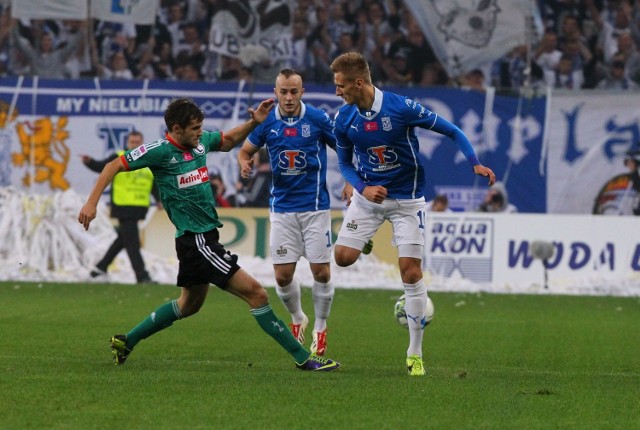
[238,69,338,357]
[330,52,495,376]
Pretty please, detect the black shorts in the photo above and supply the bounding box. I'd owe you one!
[175,229,241,289]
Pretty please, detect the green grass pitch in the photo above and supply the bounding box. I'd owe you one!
[1,281,638,429]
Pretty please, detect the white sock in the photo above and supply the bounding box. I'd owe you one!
[276,278,306,323]
[312,280,334,332]
[404,279,427,357]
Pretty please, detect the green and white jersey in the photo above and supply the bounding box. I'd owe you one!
[121,131,223,237]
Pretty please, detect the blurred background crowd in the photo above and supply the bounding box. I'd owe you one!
[2,0,640,92]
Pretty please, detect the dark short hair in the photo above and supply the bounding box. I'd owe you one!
[164,97,204,130]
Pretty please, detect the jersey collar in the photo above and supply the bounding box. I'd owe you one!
[360,87,383,120]
[165,132,189,151]
[276,101,306,125]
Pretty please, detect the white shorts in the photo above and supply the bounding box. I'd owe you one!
[336,191,427,258]
[270,210,332,264]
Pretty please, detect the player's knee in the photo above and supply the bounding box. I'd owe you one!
[275,274,293,287]
[247,283,269,307]
[334,254,356,267]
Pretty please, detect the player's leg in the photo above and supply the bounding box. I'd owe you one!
[109,230,217,365]
[110,284,207,365]
[303,210,334,355]
[334,191,382,267]
[225,268,339,370]
[390,199,429,376]
[270,212,308,343]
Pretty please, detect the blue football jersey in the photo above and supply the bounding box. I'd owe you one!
[334,87,479,199]
[247,101,337,212]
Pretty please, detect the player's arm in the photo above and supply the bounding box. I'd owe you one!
[218,99,275,152]
[237,141,260,179]
[428,114,496,186]
[78,156,125,230]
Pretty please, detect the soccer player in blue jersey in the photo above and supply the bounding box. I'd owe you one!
[78,97,340,371]
[237,69,336,356]
[329,52,495,376]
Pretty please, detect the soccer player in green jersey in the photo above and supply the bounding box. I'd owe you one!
[78,97,340,371]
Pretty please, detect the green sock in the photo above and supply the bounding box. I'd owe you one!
[251,304,310,364]
[126,300,182,349]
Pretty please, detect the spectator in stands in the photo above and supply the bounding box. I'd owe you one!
[587,0,634,63]
[596,57,639,89]
[493,44,543,90]
[611,31,640,83]
[534,29,563,75]
[458,68,487,92]
[426,194,451,212]
[477,181,518,213]
[210,173,234,208]
[93,19,137,67]
[544,53,584,89]
[11,18,85,79]
[92,49,135,80]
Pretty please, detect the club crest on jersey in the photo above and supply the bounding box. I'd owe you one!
[346,219,358,232]
[177,166,209,188]
[302,124,310,137]
[193,144,205,155]
[284,128,297,137]
[278,150,306,175]
[364,121,378,132]
[381,117,392,131]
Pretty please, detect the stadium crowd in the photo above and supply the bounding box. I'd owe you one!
[2,0,640,91]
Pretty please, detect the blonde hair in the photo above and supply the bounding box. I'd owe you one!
[330,52,372,84]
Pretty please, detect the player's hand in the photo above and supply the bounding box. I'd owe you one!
[248,98,275,124]
[341,182,353,206]
[78,203,97,231]
[474,165,496,186]
[362,185,387,204]
[239,157,254,179]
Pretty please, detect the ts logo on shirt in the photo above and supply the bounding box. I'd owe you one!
[368,145,398,165]
[278,150,307,175]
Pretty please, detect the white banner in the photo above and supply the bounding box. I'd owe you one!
[403,0,541,77]
[90,0,158,25]
[546,91,640,214]
[425,212,640,296]
[11,0,87,20]
[207,0,293,62]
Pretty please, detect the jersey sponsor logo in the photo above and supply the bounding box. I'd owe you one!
[364,121,378,132]
[284,127,297,137]
[302,124,310,137]
[129,145,148,161]
[169,156,178,164]
[270,129,279,135]
[368,145,399,171]
[278,150,307,175]
[382,117,392,131]
[177,166,209,188]
[276,246,288,256]
[350,124,359,132]
[346,219,358,232]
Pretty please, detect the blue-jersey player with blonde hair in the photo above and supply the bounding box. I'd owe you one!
[238,69,337,356]
[329,52,495,376]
